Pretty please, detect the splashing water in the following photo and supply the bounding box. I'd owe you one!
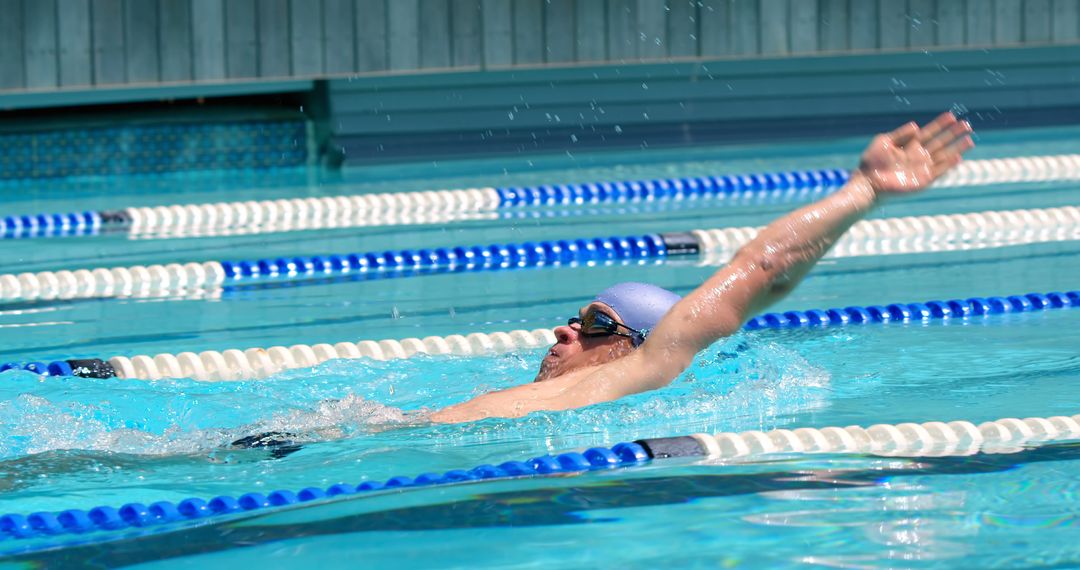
[0,333,829,462]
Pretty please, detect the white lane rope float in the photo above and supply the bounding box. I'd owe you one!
[3,412,1077,544]
[1,205,1077,304]
[6,153,1080,240]
[10,287,1076,381]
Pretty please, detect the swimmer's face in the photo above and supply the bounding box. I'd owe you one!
[533,301,636,382]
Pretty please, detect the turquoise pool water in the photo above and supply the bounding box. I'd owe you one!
[0,124,1078,567]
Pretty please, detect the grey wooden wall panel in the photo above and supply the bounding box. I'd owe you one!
[481,0,513,65]
[57,0,92,87]
[126,0,160,83]
[388,0,420,69]
[356,0,389,72]
[159,0,193,81]
[24,0,59,89]
[451,0,482,67]
[667,0,700,57]
[994,0,1023,44]
[879,0,908,49]
[323,0,356,74]
[908,0,936,47]
[0,0,25,89]
[191,0,226,79]
[937,0,966,46]
[290,0,325,75]
[608,0,638,60]
[759,0,789,55]
[543,0,575,64]
[819,0,850,52]
[1052,0,1080,40]
[513,0,545,63]
[420,0,452,68]
[731,0,760,55]
[8,0,1080,97]
[226,0,258,78]
[258,0,291,77]
[1024,0,1053,42]
[790,0,819,52]
[574,0,606,61]
[637,0,668,59]
[92,0,126,85]
[966,0,994,45]
[849,0,878,50]
[700,1,731,56]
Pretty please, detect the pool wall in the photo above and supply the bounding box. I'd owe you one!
[1,1,1080,178]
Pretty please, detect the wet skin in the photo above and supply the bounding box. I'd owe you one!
[430,112,975,424]
[533,301,635,383]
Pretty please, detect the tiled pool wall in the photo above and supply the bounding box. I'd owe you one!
[0,119,310,181]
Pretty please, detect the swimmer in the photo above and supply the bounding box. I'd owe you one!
[428,111,974,424]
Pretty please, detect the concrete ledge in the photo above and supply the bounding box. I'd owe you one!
[0,80,315,112]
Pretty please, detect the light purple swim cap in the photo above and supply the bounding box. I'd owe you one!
[594,282,681,345]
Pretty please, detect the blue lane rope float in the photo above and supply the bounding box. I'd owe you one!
[743,290,1080,330]
[1,211,101,239]
[491,168,849,206]
[216,232,676,282]
[5,152,1080,240]
[5,289,1076,382]
[3,412,1080,544]
[0,442,651,541]
[3,205,1079,304]
[1,169,847,240]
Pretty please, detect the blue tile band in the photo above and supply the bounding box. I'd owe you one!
[0,120,307,181]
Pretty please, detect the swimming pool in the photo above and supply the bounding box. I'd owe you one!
[1,122,1078,567]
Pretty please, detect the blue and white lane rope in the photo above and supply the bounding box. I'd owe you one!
[5,153,1080,240]
[2,412,1078,543]
[2,205,1078,303]
[6,289,1076,382]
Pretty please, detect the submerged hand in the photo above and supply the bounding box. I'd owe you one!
[858,111,974,196]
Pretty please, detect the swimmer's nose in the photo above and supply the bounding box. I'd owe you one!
[553,323,579,344]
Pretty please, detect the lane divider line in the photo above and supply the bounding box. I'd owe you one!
[2,206,1077,304]
[5,153,1080,240]
[2,413,1076,543]
[5,289,1075,382]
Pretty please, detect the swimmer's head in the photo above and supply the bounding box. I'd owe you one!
[534,282,681,382]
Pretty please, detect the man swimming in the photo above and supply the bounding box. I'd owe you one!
[428,112,974,424]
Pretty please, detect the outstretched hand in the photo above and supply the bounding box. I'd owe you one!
[858,111,974,196]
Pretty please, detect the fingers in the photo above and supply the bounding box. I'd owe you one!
[887,121,919,145]
[925,119,973,154]
[919,112,958,143]
[931,135,975,177]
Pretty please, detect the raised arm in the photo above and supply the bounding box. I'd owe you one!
[543,112,974,404]
[429,112,973,422]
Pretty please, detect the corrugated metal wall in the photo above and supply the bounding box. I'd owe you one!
[1,0,1078,93]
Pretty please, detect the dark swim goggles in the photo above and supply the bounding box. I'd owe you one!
[568,309,646,345]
